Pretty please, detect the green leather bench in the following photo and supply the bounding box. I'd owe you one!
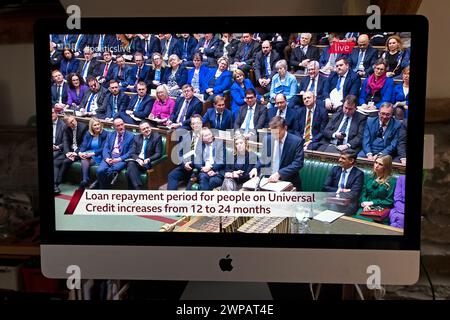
[65,132,168,189]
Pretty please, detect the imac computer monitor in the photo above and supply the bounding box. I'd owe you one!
[36,16,428,284]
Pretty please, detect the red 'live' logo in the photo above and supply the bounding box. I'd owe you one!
[329,41,355,54]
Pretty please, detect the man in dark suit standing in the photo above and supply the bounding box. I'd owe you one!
[289,33,320,73]
[191,127,225,190]
[54,115,88,194]
[234,89,267,137]
[120,82,153,124]
[297,91,329,150]
[266,93,299,135]
[232,33,261,74]
[98,80,130,120]
[96,118,134,189]
[254,40,280,93]
[52,108,66,194]
[318,95,367,154]
[322,149,364,215]
[167,115,203,190]
[202,96,233,131]
[323,57,361,112]
[348,34,378,78]
[250,116,304,191]
[126,121,163,190]
[360,102,401,160]
[167,84,202,130]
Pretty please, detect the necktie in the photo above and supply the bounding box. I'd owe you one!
[86,93,95,112]
[146,39,150,53]
[177,99,190,123]
[302,46,307,55]
[183,40,188,58]
[81,61,89,79]
[135,67,141,84]
[99,35,104,50]
[142,138,148,159]
[58,85,63,103]
[243,44,250,59]
[309,78,315,92]
[190,133,197,150]
[272,140,281,174]
[118,67,122,78]
[337,116,350,145]
[339,170,347,189]
[113,96,118,117]
[264,55,270,78]
[117,133,123,153]
[244,107,253,134]
[103,62,109,78]
[354,50,364,72]
[72,127,78,151]
[216,113,222,129]
[304,109,312,142]
[134,97,143,112]
[336,76,343,91]
[377,126,384,139]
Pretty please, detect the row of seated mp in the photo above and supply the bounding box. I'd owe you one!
[59,114,405,192]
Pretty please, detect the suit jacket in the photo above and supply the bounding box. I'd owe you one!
[202,108,233,130]
[124,94,154,119]
[297,101,329,149]
[187,65,209,93]
[323,70,361,101]
[321,110,367,152]
[265,106,299,135]
[257,132,304,191]
[113,64,131,88]
[50,50,62,70]
[176,36,198,62]
[59,58,80,78]
[63,122,88,153]
[145,67,167,90]
[193,139,226,174]
[128,36,143,55]
[322,165,364,215]
[79,130,108,158]
[363,117,401,156]
[214,39,240,62]
[194,37,220,66]
[348,46,378,74]
[126,64,150,87]
[289,45,320,72]
[51,83,69,105]
[161,36,181,59]
[396,119,407,159]
[204,68,233,95]
[129,132,163,169]
[392,83,409,105]
[234,103,267,130]
[233,40,261,66]
[359,76,394,108]
[90,34,115,52]
[99,92,130,119]
[224,151,258,184]
[318,46,345,68]
[230,79,260,113]
[102,130,134,160]
[97,61,118,86]
[68,34,91,55]
[169,96,203,129]
[161,66,188,87]
[77,58,101,79]
[53,118,66,159]
[254,50,280,80]
[298,74,327,101]
[139,36,162,59]
[78,86,108,114]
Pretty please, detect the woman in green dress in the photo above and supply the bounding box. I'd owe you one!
[354,155,397,225]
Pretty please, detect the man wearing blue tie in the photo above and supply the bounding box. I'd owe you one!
[126,121,163,190]
[322,149,364,215]
[348,34,378,78]
[202,96,233,131]
[250,116,304,191]
[120,82,153,124]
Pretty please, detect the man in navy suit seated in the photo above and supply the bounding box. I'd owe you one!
[266,93,299,135]
[126,121,163,190]
[254,40,280,93]
[297,91,329,150]
[113,55,131,90]
[189,127,226,190]
[317,95,367,154]
[360,102,401,160]
[234,88,267,138]
[289,33,320,73]
[125,52,150,92]
[96,118,134,189]
[323,57,361,112]
[194,33,219,67]
[161,34,181,64]
[77,47,100,82]
[51,69,68,112]
[250,116,304,191]
[202,96,233,131]
[119,82,153,124]
[97,50,117,88]
[140,34,161,63]
[232,33,261,74]
[98,80,130,120]
[177,33,198,67]
[167,115,203,190]
[167,84,203,130]
[322,149,365,215]
[348,34,378,78]
[288,60,326,109]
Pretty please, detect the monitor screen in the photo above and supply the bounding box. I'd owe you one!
[36,16,428,284]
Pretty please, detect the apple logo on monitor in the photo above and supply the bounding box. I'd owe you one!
[219,254,233,271]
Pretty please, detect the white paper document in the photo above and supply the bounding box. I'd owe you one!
[313,210,345,223]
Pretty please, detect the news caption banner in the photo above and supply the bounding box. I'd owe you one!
[64,189,325,218]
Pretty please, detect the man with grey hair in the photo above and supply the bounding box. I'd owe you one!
[289,33,320,73]
[77,46,100,82]
[289,60,326,108]
[348,34,378,77]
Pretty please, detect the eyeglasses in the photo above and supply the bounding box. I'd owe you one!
[245,96,255,99]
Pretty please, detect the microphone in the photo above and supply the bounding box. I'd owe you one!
[255,173,267,191]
